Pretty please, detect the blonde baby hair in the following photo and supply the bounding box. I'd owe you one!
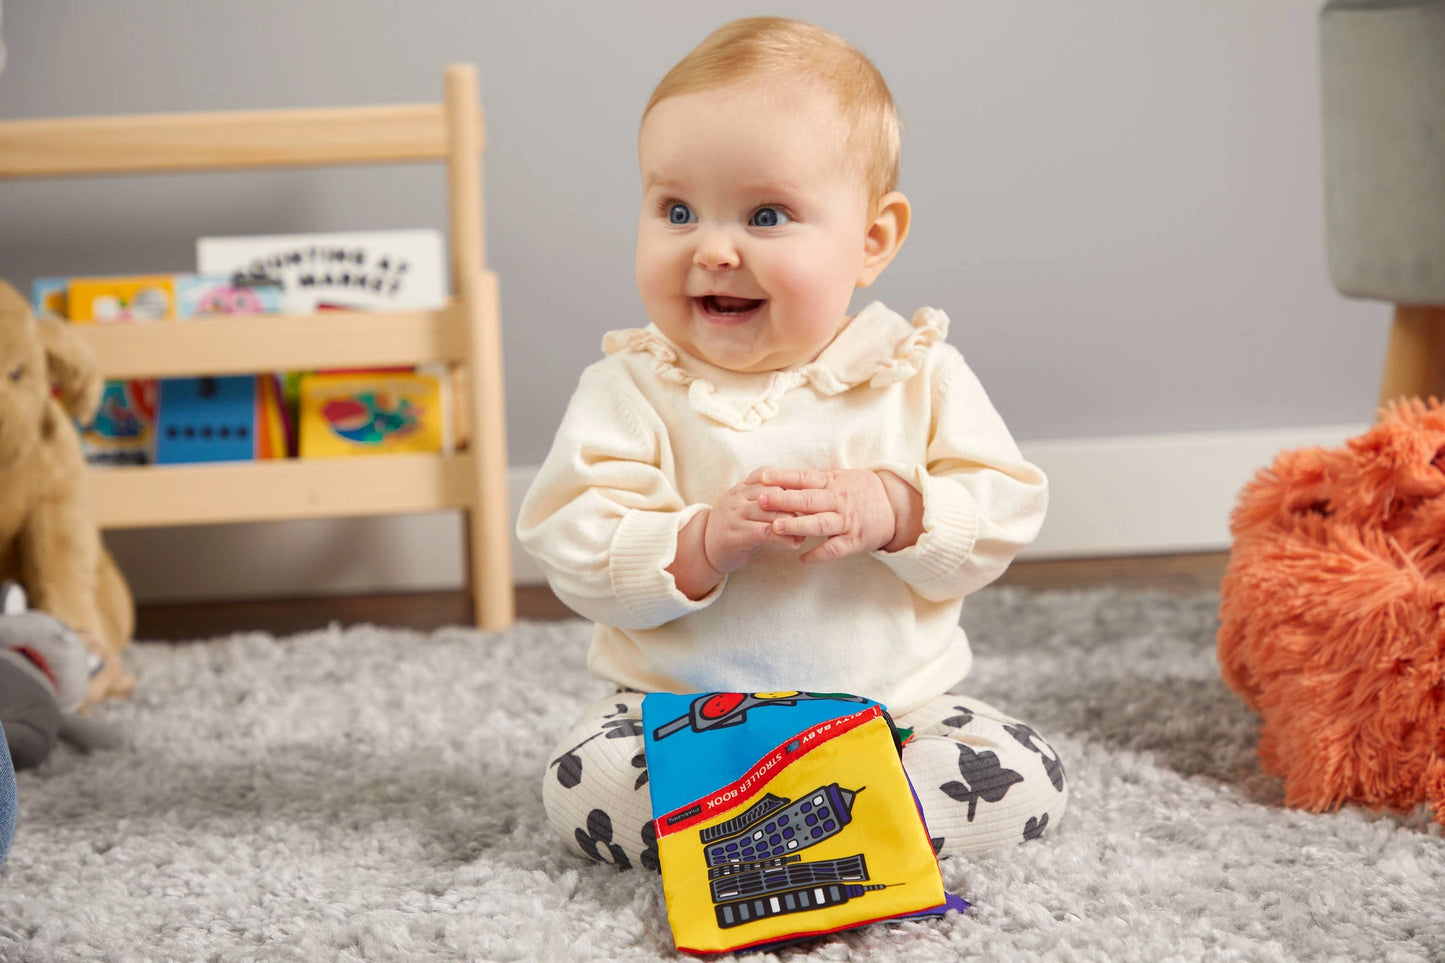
[643,17,902,202]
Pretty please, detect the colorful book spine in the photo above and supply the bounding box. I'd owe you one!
[255,374,289,460]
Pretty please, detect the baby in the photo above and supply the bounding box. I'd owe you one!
[518,16,1067,870]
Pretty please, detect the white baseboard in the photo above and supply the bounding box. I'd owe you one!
[107,424,1367,604]
[1019,425,1366,557]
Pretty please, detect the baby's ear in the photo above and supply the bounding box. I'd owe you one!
[37,316,102,424]
[857,191,912,289]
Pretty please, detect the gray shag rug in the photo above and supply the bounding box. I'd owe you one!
[2,587,1443,962]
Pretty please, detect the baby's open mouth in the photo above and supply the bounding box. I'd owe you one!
[697,295,764,316]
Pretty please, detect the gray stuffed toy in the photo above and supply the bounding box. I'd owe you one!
[0,581,124,768]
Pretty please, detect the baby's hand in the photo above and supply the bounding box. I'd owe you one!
[703,473,807,574]
[755,468,897,564]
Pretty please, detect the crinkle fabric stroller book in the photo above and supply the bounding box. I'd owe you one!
[642,692,967,955]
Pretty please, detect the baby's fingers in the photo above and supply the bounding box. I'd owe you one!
[749,467,831,490]
[772,512,844,539]
[797,534,859,564]
[759,488,836,514]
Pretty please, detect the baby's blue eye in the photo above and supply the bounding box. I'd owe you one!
[667,203,694,225]
[750,207,789,228]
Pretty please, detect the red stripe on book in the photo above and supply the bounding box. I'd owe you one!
[655,705,881,839]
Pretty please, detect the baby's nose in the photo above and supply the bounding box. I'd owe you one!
[692,227,740,270]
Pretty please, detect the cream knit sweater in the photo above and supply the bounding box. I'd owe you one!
[517,302,1047,714]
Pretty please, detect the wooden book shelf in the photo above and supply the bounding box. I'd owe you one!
[0,64,515,631]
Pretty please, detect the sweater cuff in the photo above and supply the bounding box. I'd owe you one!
[870,465,978,590]
[609,504,719,625]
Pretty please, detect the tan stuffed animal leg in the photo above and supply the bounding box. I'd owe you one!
[97,546,134,651]
[91,547,136,702]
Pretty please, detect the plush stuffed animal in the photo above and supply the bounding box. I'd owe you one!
[1218,399,1445,826]
[0,581,124,768]
[0,280,135,707]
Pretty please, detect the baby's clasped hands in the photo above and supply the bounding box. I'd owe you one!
[699,469,809,575]
[752,467,920,563]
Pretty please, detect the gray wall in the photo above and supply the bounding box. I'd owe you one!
[1,0,1383,462]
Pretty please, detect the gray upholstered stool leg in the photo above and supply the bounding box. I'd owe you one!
[1319,1,1445,406]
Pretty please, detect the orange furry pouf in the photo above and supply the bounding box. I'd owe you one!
[1218,399,1445,826]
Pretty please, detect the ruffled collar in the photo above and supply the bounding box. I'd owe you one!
[601,301,948,431]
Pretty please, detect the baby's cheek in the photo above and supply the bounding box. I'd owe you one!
[770,254,850,314]
[635,245,688,314]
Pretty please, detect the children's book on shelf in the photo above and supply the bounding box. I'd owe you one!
[67,274,177,322]
[150,369,290,464]
[31,277,68,322]
[297,370,449,458]
[195,229,448,314]
[78,379,160,467]
[175,274,283,319]
[153,375,257,464]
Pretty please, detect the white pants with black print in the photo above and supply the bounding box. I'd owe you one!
[542,690,1068,871]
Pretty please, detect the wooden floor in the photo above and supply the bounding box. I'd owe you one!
[133,551,1230,642]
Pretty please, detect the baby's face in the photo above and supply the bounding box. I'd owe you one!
[636,82,874,373]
